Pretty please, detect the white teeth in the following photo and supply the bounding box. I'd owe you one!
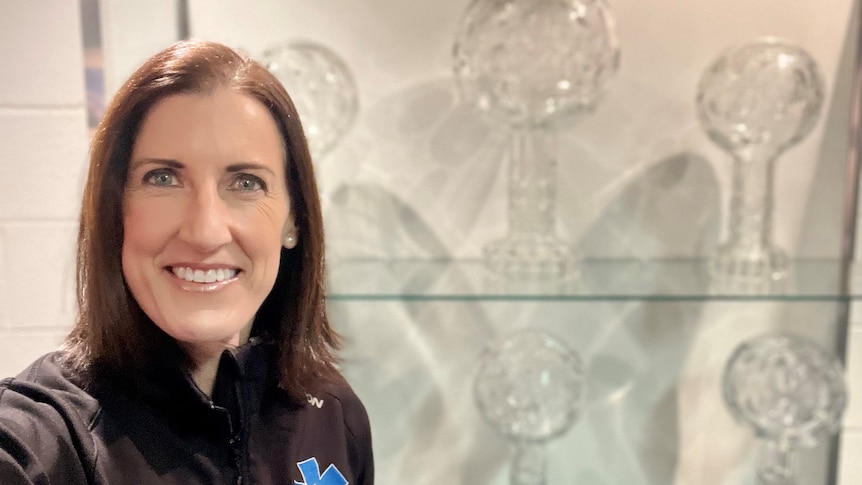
[171,266,238,283]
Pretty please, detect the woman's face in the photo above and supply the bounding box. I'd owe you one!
[122,88,294,349]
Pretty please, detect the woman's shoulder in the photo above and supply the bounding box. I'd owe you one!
[0,351,100,425]
[309,375,371,438]
[314,375,365,412]
[0,352,102,483]
[299,376,373,479]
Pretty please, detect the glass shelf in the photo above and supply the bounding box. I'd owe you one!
[326,258,858,302]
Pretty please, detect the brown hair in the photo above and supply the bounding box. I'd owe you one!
[64,40,340,398]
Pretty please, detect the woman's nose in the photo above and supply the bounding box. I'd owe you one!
[177,188,232,251]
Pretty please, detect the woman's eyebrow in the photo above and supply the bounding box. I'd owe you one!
[129,158,185,171]
[226,162,276,177]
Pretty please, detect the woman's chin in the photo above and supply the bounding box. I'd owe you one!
[156,317,252,351]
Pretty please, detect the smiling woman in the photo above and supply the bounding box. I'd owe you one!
[0,40,373,485]
[122,89,294,389]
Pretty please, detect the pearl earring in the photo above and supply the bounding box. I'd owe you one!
[284,235,296,248]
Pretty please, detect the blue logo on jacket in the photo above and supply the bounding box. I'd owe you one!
[294,457,348,485]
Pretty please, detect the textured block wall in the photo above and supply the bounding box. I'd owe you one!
[0,0,88,376]
[0,1,180,379]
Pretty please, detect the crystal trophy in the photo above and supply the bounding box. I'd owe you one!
[697,38,824,283]
[262,41,359,161]
[722,333,847,485]
[474,329,586,485]
[453,0,620,280]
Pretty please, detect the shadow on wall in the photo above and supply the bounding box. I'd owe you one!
[323,75,723,261]
[326,183,450,260]
[323,77,506,259]
[323,151,726,264]
[574,151,721,260]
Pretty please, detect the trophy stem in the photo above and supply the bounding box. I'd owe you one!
[757,439,797,485]
[711,149,787,281]
[507,128,556,236]
[483,128,575,280]
[511,440,546,485]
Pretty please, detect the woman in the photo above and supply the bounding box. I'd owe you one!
[0,40,373,484]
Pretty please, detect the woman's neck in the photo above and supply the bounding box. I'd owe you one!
[184,325,253,397]
[185,342,227,396]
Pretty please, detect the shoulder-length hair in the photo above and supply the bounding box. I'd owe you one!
[63,40,340,398]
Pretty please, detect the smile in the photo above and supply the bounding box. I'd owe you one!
[170,266,240,283]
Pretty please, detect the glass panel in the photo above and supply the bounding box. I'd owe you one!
[327,258,861,302]
[330,299,845,485]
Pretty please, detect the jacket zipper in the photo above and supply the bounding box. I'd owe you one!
[209,400,246,485]
[229,432,244,485]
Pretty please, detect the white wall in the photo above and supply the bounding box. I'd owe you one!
[0,0,88,375]
[0,1,181,376]
[99,0,180,98]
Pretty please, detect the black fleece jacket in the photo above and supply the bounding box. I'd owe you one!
[0,339,374,484]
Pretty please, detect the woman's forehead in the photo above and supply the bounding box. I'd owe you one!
[131,89,286,173]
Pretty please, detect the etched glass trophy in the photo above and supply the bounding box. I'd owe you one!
[474,329,586,485]
[697,38,824,283]
[453,0,619,280]
[262,41,359,161]
[723,333,846,485]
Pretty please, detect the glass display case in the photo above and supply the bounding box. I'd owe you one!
[324,257,860,484]
[96,0,862,483]
[298,0,858,482]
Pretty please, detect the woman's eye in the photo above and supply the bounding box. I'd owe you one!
[233,174,266,192]
[144,169,179,187]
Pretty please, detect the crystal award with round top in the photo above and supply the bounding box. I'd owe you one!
[697,38,824,283]
[722,333,846,485]
[262,41,359,161]
[453,0,619,280]
[474,329,586,485]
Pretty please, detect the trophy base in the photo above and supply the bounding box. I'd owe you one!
[708,244,788,292]
[483,234,577,281]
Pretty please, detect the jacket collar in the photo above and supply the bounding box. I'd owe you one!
[99,337,279,435]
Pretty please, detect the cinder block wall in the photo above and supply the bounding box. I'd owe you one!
[0,1,88,376]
